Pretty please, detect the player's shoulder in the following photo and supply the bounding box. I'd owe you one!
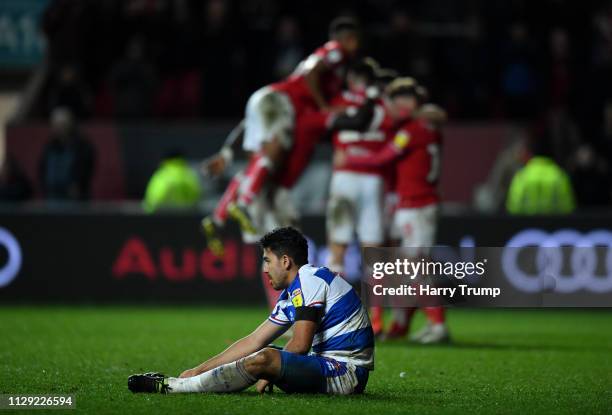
[298,264,336,287]
[399,118,431,139]
[322,40,343,53]
[314,40,345,65]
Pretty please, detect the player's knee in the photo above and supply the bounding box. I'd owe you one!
[245,348,279,375]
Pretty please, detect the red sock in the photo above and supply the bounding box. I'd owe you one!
[261,271,278,310]
[370,306,384,334]
[237,153,272,206]
[213,174,242,223]
[423,307,445,324]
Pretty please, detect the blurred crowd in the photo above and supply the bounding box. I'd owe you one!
[6,0,612,209]
[35,1,611,118]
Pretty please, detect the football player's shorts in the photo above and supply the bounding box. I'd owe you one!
[327,171,384,245]
[243,86,294,152]
[276,351,369,395]
[392,203,438,256]
[241,186,299,244]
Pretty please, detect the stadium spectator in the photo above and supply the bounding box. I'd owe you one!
[272,17,304,79]
[545,28,574,111]
[500,22,538,119]
[39,108,95,201]
[506,137,575,215]
[42,0,87,66]
[568,144,612,207]
[109,36,157,118]
[143,151,202,213]
[47,64,92,119]
[200,0,244,116]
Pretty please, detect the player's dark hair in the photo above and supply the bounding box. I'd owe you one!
[259,227,309,266]
[329,16,360,37]
[348,57,379,83]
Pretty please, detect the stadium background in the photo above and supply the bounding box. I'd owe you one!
[0,0,611,413]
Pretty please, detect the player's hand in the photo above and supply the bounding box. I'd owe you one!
[333,150,347,168]
[201,154,227,177]
[255,379,273,394]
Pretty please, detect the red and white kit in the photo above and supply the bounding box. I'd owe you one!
[216,41,350,241]
[343,117,442,251]
[243,40,349,153]
[328,91,395,245]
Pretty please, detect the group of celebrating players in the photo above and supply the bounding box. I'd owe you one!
[201,16,450,345]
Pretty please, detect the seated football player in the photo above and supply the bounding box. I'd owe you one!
[128,227,374,395]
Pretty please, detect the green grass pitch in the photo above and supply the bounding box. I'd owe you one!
[1,306,611,414]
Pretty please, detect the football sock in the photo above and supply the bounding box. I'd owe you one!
[213,174,242,224]
[423,306,445,324]
[370,306,384,334]
[237,154,272,206]
[167,358,257,393]
[391,307,417,327]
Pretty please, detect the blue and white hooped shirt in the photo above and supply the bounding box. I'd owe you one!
[268,264,374,370]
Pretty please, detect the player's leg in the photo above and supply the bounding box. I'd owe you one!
[128,347,282,394]
[326,171,358,274]
[235,90,293,211]
[395,205,449,343]
[353,173,388,337]
[389,209,423,338]
[411,204,449,344]
[202,158,259,256]
[200,86,268,255]
[274,352,369,395]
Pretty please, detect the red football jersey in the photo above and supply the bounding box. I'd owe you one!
[343,118,442,208]
[331,91,395,178]
[390,119,442,208]
[271,40,348,114]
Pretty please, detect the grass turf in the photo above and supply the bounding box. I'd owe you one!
[1,306,611,414]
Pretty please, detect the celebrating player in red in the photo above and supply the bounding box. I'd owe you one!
[335,78,451,343]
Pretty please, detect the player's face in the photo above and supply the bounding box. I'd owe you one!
[262,248,289,290]
[390,95,418,121]
[347,72,368,94]
[339,33,360,57]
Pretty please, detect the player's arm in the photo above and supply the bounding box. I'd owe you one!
[329,99,376,132]
[200,119,245,177]
[304,59,331,110]
[179,319,287,378]
[284,318,318,354]
[334,133,406,169]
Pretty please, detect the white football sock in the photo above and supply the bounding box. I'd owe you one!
[167,358,257,393]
